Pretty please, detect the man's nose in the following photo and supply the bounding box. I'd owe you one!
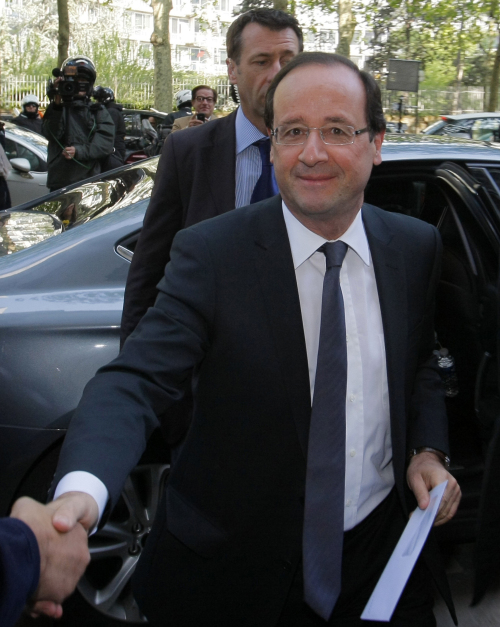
[267,58,283,82]
[298,130,329,165]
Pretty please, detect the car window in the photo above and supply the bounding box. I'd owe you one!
[4,137,45,172]
[28,159,157,227]
[471,119,500,142]
[443,121,473,137]
[123,113,142,137]
[365,175,446,226]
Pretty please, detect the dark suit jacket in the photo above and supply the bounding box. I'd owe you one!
[0,518,40,627]
[55,197,452,625]
[121,109,238,345]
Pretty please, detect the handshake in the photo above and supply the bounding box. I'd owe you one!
[6,492,99,622]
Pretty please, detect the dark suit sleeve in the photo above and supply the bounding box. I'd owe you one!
[54,226,215,508]
[0,518,40,627]
[120,134,185,347]
[408,225,449,455]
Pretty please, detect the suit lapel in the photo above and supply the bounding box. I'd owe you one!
[362,204,408,494]
[253,198,312,458]
[202,111,237,215]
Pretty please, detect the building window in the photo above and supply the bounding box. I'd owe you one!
[191,48,208,62]
[218,0,229,11]
[171,17,190,34]
[319,30,336,46]
[135,12,152,31]
[215,48,227,64]
[352,30,362,44]
[194,19,201,32]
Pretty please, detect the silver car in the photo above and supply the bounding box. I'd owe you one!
[422,112,500,142]
[3,121,49,206]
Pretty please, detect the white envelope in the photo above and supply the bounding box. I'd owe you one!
[361,480,448,622]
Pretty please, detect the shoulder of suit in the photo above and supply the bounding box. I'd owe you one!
[186,195,282,242]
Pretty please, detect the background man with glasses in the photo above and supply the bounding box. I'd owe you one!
[47,52,460,626]
[171,85,217,132]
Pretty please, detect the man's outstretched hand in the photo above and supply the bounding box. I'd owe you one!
[407,451,461,526]
[10,496,92,618]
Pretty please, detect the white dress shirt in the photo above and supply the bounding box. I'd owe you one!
[282,202,394,530]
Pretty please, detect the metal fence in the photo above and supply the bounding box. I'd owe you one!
[0,75,235,111]
[0,74,496,119]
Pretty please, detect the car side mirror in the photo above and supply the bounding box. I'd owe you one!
[9,157,32,173]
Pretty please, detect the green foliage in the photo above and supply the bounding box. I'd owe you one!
[420,59,456,89]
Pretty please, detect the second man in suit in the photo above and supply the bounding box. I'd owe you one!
[121,8,303,345]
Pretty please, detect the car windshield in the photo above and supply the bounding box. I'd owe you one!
[0,158,157,257]
[7,124,48,157]
[7,125,47,147]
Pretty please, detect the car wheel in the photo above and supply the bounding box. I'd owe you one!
[62,463,170,625]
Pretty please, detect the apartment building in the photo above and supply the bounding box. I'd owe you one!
[0,0,371,76]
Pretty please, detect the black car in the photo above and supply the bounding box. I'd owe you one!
[2,134,500,625]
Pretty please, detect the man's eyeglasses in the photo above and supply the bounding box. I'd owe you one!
[195,96,215,103]
[271,123,369,146]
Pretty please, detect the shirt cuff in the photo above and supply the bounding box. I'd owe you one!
[54,471,109,535]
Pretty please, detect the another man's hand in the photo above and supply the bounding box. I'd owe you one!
[407,451,461,526]
[62,146,76,159]
[188,118,204,128]
[10,496,91,618]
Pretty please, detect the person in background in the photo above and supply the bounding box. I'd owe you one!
[119,8,303,454]
[121,8,303,346]
[12,95,43,135]
[171,85,217,132]
[42,56,114,193]
[164,90,193,129]
[93,86,127,171]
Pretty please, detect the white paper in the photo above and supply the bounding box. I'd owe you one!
[361,480,448,622]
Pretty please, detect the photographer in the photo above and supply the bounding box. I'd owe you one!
[171,85,217,133]
[42,56,115,192]
[93,86,126,172]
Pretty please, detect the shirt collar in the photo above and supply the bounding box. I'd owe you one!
[282,201,371,269]
[235,106,268,154]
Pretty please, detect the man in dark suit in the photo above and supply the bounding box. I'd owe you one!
[121,8,303,346]
[0,497,89,626]
[48,52,460,626]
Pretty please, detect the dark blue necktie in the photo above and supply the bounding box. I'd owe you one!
[250,138,279,203]
[303,241,348,621]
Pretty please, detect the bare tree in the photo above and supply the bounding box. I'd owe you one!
[57,0,69,67]
[151,0,173,112]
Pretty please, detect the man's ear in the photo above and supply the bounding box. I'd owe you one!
[227,58,237,85]
[373,130,385,166]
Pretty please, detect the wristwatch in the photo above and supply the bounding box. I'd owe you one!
[408,447,451,469]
